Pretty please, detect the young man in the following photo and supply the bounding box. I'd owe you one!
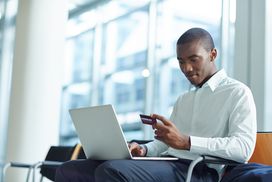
[55,28,256,182]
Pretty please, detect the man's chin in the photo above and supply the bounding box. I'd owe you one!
[188,79,199,87]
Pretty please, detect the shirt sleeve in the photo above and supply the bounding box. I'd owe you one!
[145,140,168,156]
[190,86,257,163]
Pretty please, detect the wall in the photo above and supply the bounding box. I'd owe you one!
[234,0,272,131]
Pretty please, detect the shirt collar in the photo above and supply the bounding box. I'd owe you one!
[201,69,227,92]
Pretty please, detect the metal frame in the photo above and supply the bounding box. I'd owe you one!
[185,155,242,182]
[2,161,63,182]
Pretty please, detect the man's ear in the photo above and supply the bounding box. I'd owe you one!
[210,48,217,61]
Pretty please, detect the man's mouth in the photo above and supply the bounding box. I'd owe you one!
[186,74,197,78]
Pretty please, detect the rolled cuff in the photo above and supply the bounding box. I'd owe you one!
[190,136,208,154]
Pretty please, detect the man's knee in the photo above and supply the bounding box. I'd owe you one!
[95,160,128,182]
[55,159,94,182]
[55,161,75,182]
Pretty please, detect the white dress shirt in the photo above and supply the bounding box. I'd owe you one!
[145,69,257,173]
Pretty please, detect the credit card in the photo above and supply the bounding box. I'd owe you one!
[140,114,157,125]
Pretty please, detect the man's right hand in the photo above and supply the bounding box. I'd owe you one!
[128,142,147,157]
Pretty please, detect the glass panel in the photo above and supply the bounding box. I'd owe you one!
[59,82,91,145]
[60,29,94,145]
[99,8,149,141]
[99,0,150,23]
[66,9,97,37]
[154,0,223,116]
[64,30,94,85]
[60,0,236,145]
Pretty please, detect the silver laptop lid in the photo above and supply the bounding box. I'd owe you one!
[69,104,132,160]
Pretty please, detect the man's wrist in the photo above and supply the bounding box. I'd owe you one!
[140,144,148,156]
[182,135,191,150]
[187,136,191,150]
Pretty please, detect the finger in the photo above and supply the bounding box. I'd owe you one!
[154,129,165,137]
[152,122,158,130]
[153,122,168,131]
[154,135,170,145]
[154,135,164,142]
[128,142,138,151]
[151,113,172,126]
[130,144,144,157]
[154,129,160,136]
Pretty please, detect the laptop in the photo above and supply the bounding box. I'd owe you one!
[69,104,178,160]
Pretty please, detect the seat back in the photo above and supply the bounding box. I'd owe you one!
[40,144,86,181]
[248,132,272,165]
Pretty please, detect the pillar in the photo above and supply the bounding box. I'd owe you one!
[5,0,68,181]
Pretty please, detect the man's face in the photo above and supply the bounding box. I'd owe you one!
[176,40,217,86]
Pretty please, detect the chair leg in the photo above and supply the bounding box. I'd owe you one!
[2,163,11,182]
[32,162,43,182]
[185,156,204,182]
[2,162,40,182]
[26,167,33,182]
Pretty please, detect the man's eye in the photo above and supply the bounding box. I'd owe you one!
[178,60,185,64]
[191,58,198,62]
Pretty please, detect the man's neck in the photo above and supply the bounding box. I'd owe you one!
[197,70,218,88]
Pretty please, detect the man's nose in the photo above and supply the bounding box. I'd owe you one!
[182,63,193,72]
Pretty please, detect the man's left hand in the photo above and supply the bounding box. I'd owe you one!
[151,113,190,150]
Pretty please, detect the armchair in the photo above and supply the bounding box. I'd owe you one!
[186,132,272,182]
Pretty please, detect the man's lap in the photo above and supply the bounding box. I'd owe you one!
[95,159,186,182]
[55,158,218,182]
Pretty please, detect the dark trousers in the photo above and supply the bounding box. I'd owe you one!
[221,163,272,182]
[55,158,218,182]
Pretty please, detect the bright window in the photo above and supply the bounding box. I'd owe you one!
[60,0,235,145]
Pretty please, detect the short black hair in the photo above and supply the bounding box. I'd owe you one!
[177,28,215,51]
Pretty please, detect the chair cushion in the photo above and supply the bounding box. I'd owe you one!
[40,145,77,181]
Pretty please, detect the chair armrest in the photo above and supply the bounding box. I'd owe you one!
[202,155,243,165]
[39,160,65,181]
[40,161,64,167]
[129,139,153,144]
[9,162,35,168]
[186,155,243,182]
[2,161,39,182]
[186,156,204,182]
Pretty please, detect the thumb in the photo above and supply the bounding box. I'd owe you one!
[151,113,172,126]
